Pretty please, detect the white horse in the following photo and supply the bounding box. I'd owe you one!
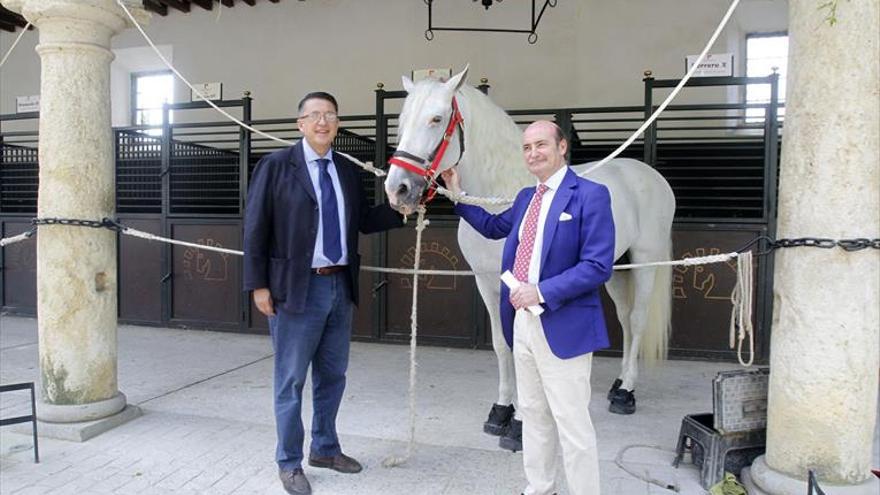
[383,67,675,426]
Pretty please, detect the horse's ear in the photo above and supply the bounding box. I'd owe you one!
[445,65,469,93]
[402,75,415,94]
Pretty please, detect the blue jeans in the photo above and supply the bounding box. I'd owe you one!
[269,272,353,470]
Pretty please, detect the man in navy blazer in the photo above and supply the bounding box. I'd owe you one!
[443,120,615,495]
[244,92,402,495]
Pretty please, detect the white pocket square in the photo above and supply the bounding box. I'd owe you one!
[559,212,573,221]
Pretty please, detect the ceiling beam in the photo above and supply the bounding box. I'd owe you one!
[142,0,168,16]
[190,0,213,10]
[241,0,255,5]
[0,4,29,27]
[220,0,234,7]
[158,0,192,13]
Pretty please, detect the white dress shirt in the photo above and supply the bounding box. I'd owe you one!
[518,165,568,300]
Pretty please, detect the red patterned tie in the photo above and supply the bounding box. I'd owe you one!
[512,184,549,283]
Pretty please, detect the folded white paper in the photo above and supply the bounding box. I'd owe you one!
[501,270,544,316]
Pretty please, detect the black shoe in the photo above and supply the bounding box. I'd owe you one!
[609,387,636,415]
[498,418,522,452]
[483,403,515,436]
[279,468,311,495]
[607,378,623,401]
[308,452,363,474]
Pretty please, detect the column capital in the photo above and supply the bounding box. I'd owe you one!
[5,0,149,44]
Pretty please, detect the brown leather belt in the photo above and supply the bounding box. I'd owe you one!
[312,265,346,275]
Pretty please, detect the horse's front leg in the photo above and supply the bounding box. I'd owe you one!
[458,224,518,441]
[474,274,517,428]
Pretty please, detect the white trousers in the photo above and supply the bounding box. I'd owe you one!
[513,310,600,495]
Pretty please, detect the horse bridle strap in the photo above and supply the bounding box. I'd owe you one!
[388,97,465,203]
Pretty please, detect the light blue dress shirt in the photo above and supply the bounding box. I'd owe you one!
[302,139,348,268]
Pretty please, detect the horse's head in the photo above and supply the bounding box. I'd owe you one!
[385,66,469,214]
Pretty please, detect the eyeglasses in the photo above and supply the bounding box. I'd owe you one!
[297,111,339,123]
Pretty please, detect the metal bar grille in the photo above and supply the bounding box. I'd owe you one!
[0,143,38,214]
[170,140,240,215]
[116,130,162,214]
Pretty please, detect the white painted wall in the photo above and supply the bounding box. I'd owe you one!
[0,0,787,124]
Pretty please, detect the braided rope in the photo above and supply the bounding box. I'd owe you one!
[730,250,755,366]
[114,0,386,178]
[382,206,427,468]
[0,230,35,247]
[429,0,742,208]
[0,22,32,69]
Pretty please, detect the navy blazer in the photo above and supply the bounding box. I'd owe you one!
[243,141,403,314]
[455,168,615,358]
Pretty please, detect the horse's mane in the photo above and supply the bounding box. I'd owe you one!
[456,85,533,207]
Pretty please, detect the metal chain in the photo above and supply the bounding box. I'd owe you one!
[736,235,880,255]
[769,237,879,252]
[25,218,880,257]
[31,217,122,232]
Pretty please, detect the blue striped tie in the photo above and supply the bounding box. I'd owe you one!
[316,158,342,263]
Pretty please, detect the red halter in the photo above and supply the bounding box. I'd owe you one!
[388,97,464,204]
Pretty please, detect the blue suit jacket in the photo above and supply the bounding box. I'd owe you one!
[455,168,615,358]
[243,141,403,314]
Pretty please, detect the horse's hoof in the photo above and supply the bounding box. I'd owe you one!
[483,403,515,436]
[498,418,522,452]
[609,388,636,415]
[607,378,623,401]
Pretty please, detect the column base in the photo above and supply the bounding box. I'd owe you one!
[15,404,142,442]
[37,391,127,423]
[742,455,880,495]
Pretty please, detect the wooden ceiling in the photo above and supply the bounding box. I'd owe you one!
[0,0,281,32]
[0,4,29,32]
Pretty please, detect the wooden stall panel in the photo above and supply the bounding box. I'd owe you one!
[170,223,242,328]
[118,217,163,324]
[1,220,36,314]
[594,227,762,359]
[385,225,479,346]
[670,228,761,357]
[352,234,377,339]
[600,288,624,354]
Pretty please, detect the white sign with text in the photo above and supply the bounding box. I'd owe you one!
[16,95,40,113]
[190,82,222,102]
[412,68,452,83]
[685,53,734,77]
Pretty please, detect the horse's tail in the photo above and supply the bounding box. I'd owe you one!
[639,235,673,364]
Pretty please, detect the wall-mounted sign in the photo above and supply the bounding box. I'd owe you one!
[16,95,40,113]
[685,53,734,77]
[190,82,222,102]
[412,68,452,83]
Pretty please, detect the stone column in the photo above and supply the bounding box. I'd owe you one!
[6,0,147,424]
[746,1,879,494]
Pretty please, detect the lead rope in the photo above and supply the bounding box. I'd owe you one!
[383,206,428,467]
[729,250,754,366]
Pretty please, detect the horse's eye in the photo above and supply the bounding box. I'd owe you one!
[431,115,443,124]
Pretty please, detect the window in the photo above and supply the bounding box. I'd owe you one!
[132,71,174,129]
[745,33,788,122]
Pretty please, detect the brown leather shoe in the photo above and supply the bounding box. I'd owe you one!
[279,468,311,495]
[308,452,363,474]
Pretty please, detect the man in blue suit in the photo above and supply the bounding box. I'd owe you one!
[442,120,615,495]
[244,92,403,495]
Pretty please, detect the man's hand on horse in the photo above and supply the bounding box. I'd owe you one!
[440,166,462,195]
[253,288,276,317]
[510,284,541,310]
